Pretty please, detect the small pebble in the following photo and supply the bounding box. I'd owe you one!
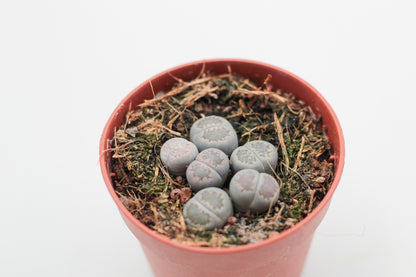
[160,138,198,176]
[170,189,182,201]
[230,140,277,174]
[175,175,186,186]
[183,187,233,230]
[190,116,238,155]
[227,216,237,225]
[229,169,280,213]
[186,148,229,192]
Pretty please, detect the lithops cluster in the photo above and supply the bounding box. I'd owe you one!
[186,148,229,192]
[190,115,238,155]
[160,117,282,230]
[229,169,280,213]
[160,138,199,176]
[230,140,278,174]
[183,187,233,230]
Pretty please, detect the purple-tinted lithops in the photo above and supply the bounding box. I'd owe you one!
[160,138,198,176]
[183,187,233,230]
[230,140,278,174]
[190,116,238,155]
[229,169,280,213]
[186,148,229,192]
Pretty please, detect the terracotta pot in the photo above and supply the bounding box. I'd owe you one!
[99,59,345,277]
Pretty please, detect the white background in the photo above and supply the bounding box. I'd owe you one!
[1,0,415,276]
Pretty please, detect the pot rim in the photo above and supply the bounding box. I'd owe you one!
[99,58,345,254]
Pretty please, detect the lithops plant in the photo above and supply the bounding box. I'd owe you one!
[230,140,278,174]
[183,187,233,230]
[229,169,280,213]
[186,148,229,192]
[160,138,198,176]
[190,115,238,155]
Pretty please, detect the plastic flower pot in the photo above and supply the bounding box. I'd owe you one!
[99,59,345,277]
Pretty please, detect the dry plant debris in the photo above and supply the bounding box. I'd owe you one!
[109,67,334,247]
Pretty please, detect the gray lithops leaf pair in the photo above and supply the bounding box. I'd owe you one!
[190,116,238,155]
[229,169,280,213]
[186,148,229,192]
[230,140,278,174]
[183,187,233,230]
[160,137,199,176]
